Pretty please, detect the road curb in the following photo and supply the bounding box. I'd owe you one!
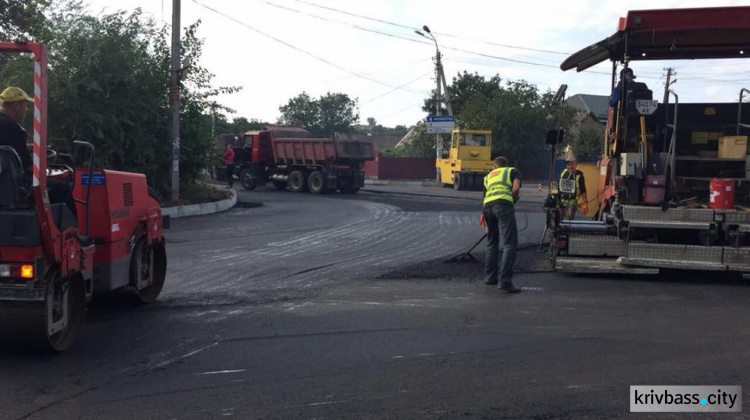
[365,179,440,187]
[162,189,237,219]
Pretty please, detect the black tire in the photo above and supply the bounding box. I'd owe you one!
[464,173,475,191]
[308,171,326,194]
[42,272,86,352]
[474,173,485,191]
[273,180,287,191]
[288,170,308,193]
[240,169,255,190]
[339,178,360,194]
[453,173,461,191]
[131,238,167,304]
[340,187,360,194]
[0,269,86,353]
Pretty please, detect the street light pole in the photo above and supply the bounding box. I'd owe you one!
[416,25,452,183]
[170,0,181,202]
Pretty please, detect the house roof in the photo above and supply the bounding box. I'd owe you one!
[567,94,609,122]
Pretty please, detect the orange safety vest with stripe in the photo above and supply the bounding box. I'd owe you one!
[483,167,515,206]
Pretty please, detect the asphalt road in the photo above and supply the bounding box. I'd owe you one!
[2,184,750,419]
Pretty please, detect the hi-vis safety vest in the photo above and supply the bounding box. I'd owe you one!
[483,167,515,206]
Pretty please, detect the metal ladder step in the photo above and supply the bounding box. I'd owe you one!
[568,234,626,257]
[622,205,714,223]
[628,243,723,264]
[555,257,658,274]
[627,220,713,230]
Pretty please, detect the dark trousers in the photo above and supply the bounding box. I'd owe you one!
[484,203,518,285]
[226,164,234,187]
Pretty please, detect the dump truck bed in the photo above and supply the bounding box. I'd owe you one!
[272,137,374,166]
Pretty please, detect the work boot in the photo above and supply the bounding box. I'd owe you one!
[499,283,521,293]
[485,279,498,285]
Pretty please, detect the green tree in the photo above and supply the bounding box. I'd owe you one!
[423,71,502,117]
[422,72,578,176]
[569,119,604,162]
[229,116,265,133]
[278,92,318,132]
[0,0,51,41]
[381,122,434,158]
[317,92,359,135]
[279,91,359,137]
[211,114,265,136]
[7,2,241,197]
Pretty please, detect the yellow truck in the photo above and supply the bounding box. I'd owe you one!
[436,128,493,191]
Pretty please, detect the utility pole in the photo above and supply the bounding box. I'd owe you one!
[170,0,181,202]
[435,51,442,168]
[662,67,674,111]
[416,25,452,182]
[662,67,675,151]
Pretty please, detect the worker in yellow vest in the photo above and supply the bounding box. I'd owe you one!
[481,156,521,293]
[559,157,588,219]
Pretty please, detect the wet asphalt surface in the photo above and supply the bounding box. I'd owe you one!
[2,184,750,419]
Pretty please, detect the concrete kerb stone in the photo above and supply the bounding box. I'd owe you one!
[365,179,440,187]
[162,189,237,219]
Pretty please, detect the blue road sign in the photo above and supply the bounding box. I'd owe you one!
[426,115,455,122]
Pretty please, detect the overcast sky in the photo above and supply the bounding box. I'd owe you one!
[84,0,750,127]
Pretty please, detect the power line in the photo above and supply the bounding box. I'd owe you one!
[377,104,421,120]
[190,0,430,96]
[288,0,572,56]
[361,73,431,105]
[253,0,595,72]
[321,55,433,83]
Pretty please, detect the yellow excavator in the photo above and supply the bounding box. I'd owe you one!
[436,128,493,191]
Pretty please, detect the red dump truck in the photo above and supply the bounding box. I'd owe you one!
[231,125,374,194]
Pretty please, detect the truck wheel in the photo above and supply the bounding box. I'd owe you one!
[240,169,256,190]
[464,173,475,191]
[453,173,462,191]
[273,181,287,191]
[340,185,360,194]
[308,171,326,194]
[474,173,484,191]
[289,170,308,193]
[131,238,167,304]
[339,178,360,194]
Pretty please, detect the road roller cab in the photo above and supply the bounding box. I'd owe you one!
[0,41,167,352]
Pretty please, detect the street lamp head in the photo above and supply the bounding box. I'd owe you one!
[422,25,431,33]
[415,30,424,37]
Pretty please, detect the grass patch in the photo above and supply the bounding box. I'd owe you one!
[166,182,232,206]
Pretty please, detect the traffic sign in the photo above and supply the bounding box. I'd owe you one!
[426,115,455,134]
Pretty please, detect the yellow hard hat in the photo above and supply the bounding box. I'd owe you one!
[0,86,34,103]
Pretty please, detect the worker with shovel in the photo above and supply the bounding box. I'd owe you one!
[481,156,521,293]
